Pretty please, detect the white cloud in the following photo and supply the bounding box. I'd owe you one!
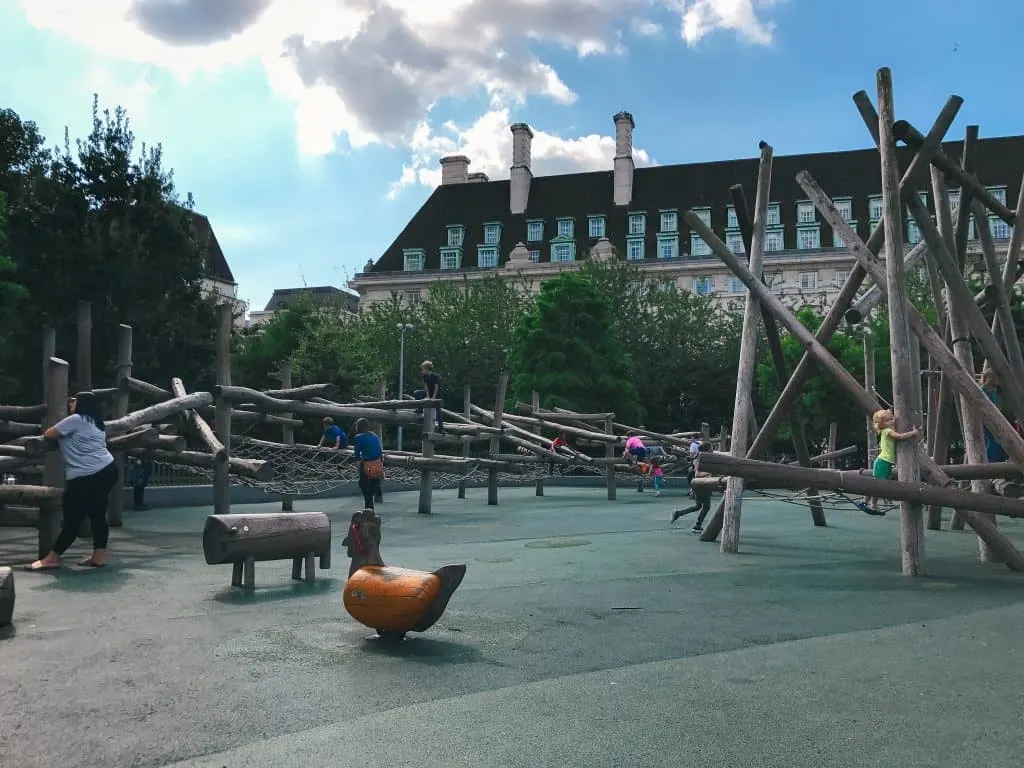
[17,0,782,155]
[387,108,656,198]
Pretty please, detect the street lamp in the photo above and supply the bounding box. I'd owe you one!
[396,322,415,451]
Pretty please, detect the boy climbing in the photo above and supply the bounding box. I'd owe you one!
[857,409,919,516]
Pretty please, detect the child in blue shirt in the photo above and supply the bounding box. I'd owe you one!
[318,417,347,449]
[353,418,384,509]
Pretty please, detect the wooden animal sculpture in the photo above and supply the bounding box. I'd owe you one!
[342,509,466,641]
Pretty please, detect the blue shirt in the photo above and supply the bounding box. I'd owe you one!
[323,425,347,448]
[353,431,383,460]
[55,414,114,480]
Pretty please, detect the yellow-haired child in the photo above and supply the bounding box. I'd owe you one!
[857,409,919,516]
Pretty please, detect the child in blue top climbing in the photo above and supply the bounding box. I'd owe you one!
[318,417,347,449]
[353,418,384,510]
[413,360,444,433]
[980,369,1010,463]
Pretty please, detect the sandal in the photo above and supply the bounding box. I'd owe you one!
[78,558,107,568]
[24,561,60,572]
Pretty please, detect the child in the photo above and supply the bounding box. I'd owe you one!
[623,432,647,464]
[352,418,384,510]
[651,456,664,497]
[318,417,347,449]
[857,409,919,516]
[548,431,569,474]
[413,360,444,433]
[671,442,713,532]
[980,369,1008,463]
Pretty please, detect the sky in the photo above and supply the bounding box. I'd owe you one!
[2,0,1023,315]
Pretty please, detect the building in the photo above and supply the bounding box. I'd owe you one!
[189,211,249,329]
[247,285,360,326]
[348,111,1020,310]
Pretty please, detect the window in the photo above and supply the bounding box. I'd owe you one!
[628,280,643,296]
[477,246,499,268]
[988,186,1008,206]
[764,230,784,252]
[446,225,464,247]
[833,227,849,248]
[797,201,816,224]
[727,277,743,293]
[991,217,1012,240]
[657,234,679,259]
[869,195,883,221]
[403,289,420,305]
[552,243,575,262]
[529,249,541,263]
[766,204,780,227]
[690,232,711,257]
[588,216,606,238]
[907,219,921,245]
[833,198,853,221]
[799,271,819,290]
[403,248,425,271]
[556,218,574,238]
[628,213,646,235]
[834,269,848,286]
[660,210,678,232]
[693,276,714,295]
[440,248,461,270]
[526,220,543,242]
[692,207,712,226]
[797,226,820,250]
[661,280,677,292]
[949,190,961,217]
[483,222,501,245]
[727,206,738,229]
[726,232,745,254]
[916,190,929,208]
[626,237,644,260]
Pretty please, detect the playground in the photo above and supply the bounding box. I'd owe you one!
[3,486,1024,768]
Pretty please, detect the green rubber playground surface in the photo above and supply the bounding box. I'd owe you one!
[2,485,1023,767]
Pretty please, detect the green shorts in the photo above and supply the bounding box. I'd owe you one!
[872,457,894,480]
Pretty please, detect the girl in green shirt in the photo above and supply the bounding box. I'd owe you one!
[857,409,919,515]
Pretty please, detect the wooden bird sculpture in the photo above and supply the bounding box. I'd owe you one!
[342,509,466,641]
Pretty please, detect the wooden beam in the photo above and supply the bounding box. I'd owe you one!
[39,357,68,558]
[0,404,45,420]
[171,377,227,461]
[488,372,509,505]
[216,386,422,424]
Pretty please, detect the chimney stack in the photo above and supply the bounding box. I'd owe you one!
[440,155,470,185]
[509,122,534,215]
[612,111,635,207]
[468,172,489,183]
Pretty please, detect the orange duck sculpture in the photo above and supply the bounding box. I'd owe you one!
[342,509,466,641]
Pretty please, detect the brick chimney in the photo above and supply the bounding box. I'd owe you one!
[612,111,634,206]
[468,172,489,183]
[440,155,470,185]
[509,122,533,214]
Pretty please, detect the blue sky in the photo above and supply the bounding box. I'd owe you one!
[2,0,1023,314]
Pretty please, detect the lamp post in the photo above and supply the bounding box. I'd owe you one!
[396,323,415,451]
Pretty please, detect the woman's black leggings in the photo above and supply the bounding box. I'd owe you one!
[358,463,381,509]
[52,461,118,554]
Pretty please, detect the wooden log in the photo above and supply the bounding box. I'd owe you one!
[76,299,92,392]
[0,420,40,437]
[843,241,929,325]
[488,372,509,506]
[975,198,1024,383]
[0,566,13,627]
[263,383,339,400]
[879,68,928,575]
[418,405,434,515]
[500,412,619,443]
[324,397,442,411]
[514,403,613,422]
[171,377,226,460]
[0,484,63,501]
[0,504,41,528]
[731,182,825,526]
[120,376,172,401]
[788,445,858,466]
[939,462,1024,480]
[604,415,616,500]
[103,393,215,438]
[106,427,160,451]
[0,404,45,420]
[532,391,544,497]
[217,386,422,425]
[213,304,233,516]
[458,385,471,499]
[280,362,294,512]
[864,329,878,464]
[199,406,304,428]
[108,323,132,528]
[992,479,1023,498]
[39,357,68,558]
[130,448,271,481]
[720,141,772,553]
[0,445,27,458]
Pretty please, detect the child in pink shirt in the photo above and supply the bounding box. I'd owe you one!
[651,458,664,496]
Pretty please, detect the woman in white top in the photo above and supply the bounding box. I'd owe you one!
[25,391,118,571]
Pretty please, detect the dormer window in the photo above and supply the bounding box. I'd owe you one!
[588,215,606,238]
[446,225,464,248]
[766,204,780,227]
[660,210,678,232]
[483,222,501,245]
[797,201,815,224]
[691,207,711,227]
[628,213,646,235]
[526,220,543,242]
[403,248,425,271]
[556,218,574,238]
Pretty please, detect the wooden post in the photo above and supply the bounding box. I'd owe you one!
[532,390,544,497]
[374,378,387,441]
[487,372,509,506]
[827,422,838,469]
[720,142,772,554]
[107,324,132,527]
[76,300,92,392]
[604,415,616,501]
[418,406,434,515]
[975,198,1024,383]
[280,361,294,512]
[39,357,68,558]
[925,355,938,455]
[864,330,877,464]
[700,422,710,440]
[41,326,55,403]
[213,304,233,516]
[457,384,471,499]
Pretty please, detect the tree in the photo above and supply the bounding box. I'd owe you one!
[0,191,28,396]
[510,271,642,422]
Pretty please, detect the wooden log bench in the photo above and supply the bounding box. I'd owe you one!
[202,512,332,590]
[0,566,14,627]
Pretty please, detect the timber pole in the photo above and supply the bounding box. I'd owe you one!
[213,304,233,516]
[76,300,92,393]
[39,358,68,559]
[532,390,544,497]
[487,372,509,506]
[458,384,471,500]
[280,362,294,512]
[107,324,132,527]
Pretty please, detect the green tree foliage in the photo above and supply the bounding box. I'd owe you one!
[0,191,29,394]
[0,99,219,402]
[509,271,642,422]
